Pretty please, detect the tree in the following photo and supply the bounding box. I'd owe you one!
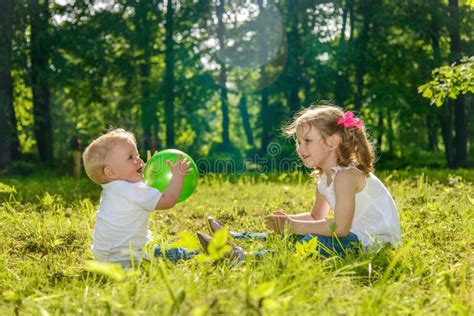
[164,0,175,148]
[284,0,302,114]
[134,0,159,150]
[216,0,230,148]
[418,56,473,166]
[448,0,468,167]
[419,57,474,107]
[0,0,14,170]
[354,0,374,111]
[258,0,270,153]
[334,0,351,107]
[30,0,53,165]
[238,93,255,147]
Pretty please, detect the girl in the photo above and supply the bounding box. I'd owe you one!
[199,105,401,257]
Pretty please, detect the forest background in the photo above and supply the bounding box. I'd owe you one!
[0,0,473,174]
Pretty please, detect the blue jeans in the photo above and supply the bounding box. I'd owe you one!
[154,246,198,262]
[233,231,360,257]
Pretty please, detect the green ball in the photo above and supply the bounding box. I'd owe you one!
[143,149,199,203]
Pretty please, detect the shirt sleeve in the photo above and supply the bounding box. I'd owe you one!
[127,182,162,212]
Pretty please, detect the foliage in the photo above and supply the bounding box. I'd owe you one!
[418,56,474,107]
[3,0,474,169]
[0,170,473,314]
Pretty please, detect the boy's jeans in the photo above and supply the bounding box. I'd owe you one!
[154,246,198,262]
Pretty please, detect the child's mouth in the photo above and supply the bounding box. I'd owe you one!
[137,167,143,174]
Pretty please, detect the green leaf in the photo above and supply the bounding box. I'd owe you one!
[295,237,318,257]
[0,183,16,194]
[170,231,200,250]
[419,56,474,106]
[420,86,432,99]
[2,290,21,302]
[207,227,232,261]
[250,281,276,300]
[85,260,126,282]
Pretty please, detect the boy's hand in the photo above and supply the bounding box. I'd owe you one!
[144,150,157,167]
[146,150,157,162]
[167,154,191,177]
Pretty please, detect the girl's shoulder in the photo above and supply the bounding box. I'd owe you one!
[333,166,366,193]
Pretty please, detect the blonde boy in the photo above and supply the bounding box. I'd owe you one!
[83,129,196,267]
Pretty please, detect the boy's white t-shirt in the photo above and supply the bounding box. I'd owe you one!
[91,180,162,263]
[318,165,402,249]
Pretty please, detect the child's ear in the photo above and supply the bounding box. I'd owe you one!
[327,134,341,151]
[104,166,117,180]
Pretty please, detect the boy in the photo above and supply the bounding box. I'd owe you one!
[83,128,197,267]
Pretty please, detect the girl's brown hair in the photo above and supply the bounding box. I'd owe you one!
[284,103,375,176]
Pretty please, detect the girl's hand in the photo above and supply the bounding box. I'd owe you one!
[271,209,289,216]
[265,214,290,234]
[167,154,191,177]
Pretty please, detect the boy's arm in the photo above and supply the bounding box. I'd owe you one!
[155,174,185,210]
[154,154,190,210]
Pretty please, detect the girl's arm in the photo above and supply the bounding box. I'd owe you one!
[289,171,358,237]
[310,189,330,220]
[283,189,330,221]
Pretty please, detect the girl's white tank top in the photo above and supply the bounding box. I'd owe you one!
[318,165,402,248]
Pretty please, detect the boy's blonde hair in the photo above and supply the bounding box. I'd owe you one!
[83,129,137,184]
[284,103,375,176]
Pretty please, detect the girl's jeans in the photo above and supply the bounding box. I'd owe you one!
[233,231,360,257]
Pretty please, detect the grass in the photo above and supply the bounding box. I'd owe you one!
[0,169,473,315]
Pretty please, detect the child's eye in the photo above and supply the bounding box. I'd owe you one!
[128,155,134,160]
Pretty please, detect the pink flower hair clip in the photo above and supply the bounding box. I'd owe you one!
[336,111,363,129]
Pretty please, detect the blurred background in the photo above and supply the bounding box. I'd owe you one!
[0,0,472,175]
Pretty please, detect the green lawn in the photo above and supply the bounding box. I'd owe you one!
[1,169,473,315]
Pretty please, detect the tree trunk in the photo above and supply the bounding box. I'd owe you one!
[387,110,394,153]
[30,0,53,165]
[134,1,161,151]
[377,109,383,150]
[334,0,349,106]
[258,0,270,152]
[349,0,355,42]
[285,0,301,114]
[439,103,455,166]
[428,5,442,152]
[164,0,175,148]
[0,0,14,170]
[448,0,467,167]
[260,87,270,153]
[426,113,438,151]
[354,0,372,111]
[238,94,255,147]
[9,100,21,160]
[216,0,230,148]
